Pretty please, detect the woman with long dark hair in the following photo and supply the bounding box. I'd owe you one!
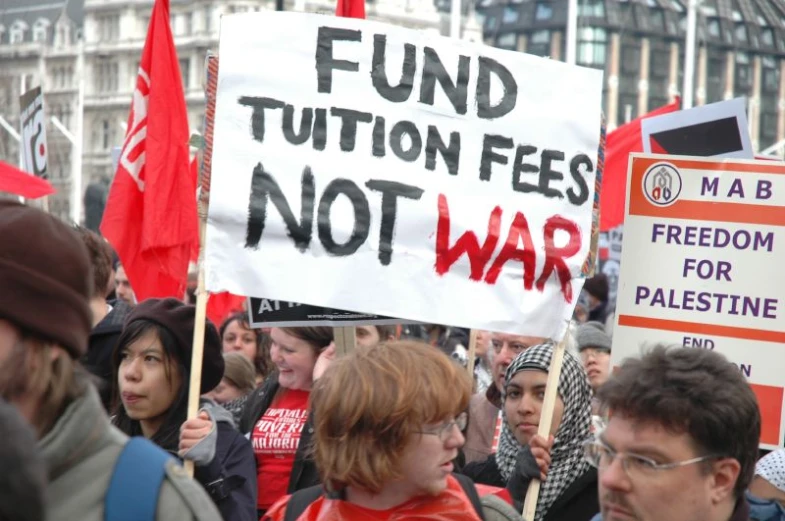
[112,298,257,521]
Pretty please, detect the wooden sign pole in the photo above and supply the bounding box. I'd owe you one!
[521,336,568,520]
[184,53,219,477]
[466,329,478,379]
[334,326,356,357]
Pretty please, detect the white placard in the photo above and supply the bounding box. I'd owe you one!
[612,154,785,448]
[205,12,603,337]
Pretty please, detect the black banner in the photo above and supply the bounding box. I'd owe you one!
[247,298,406,327]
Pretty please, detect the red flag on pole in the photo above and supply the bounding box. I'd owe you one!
[336,0,365,18]
[600,98,680,231]
[100,0,197,302]
[206,292,246,329]
[0,160,55,199]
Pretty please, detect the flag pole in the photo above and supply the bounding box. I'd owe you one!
[521,332,568,520]
[184,53,219,477]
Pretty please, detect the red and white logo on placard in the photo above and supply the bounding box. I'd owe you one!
[642,162,682,207]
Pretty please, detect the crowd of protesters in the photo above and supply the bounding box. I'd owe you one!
[0,200,780,521]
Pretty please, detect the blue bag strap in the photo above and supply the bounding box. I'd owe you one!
[105,437,175,521]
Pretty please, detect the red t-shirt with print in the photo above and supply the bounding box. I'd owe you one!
[252,388,310,510]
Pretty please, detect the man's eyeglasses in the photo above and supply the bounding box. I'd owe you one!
[491,340,531,356]
[418,413,468,442]
[584,440,721,479]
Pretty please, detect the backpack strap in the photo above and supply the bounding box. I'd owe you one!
[283,485,326,521]
[453,473,486,521]
[105,437,174,521]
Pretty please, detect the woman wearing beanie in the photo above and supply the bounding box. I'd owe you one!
[238,327,334,518]
[220,312,273,385]
[462,344,598,521]
[112,298,257,521]
[206,352,258,425]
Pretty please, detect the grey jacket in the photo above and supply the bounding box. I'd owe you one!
[39,384,222,521]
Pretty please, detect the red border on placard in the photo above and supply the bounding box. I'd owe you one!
[628,156,785,226]
[618,315,785,344]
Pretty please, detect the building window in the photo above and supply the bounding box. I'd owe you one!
[204,6,212,32]
[101,120,109,149]
[707,18,720,37]
[761,28,774,46]
[578,0,605,18]
[503,7,519,24]
[735,24,747,43]
[621,44,640,75]
[650,8,665,30]
[734,52,752,96]
[528,30,550,57]
[95,61,120,93]
[577,27,607,67]
[33,20,49,42]
[97,14,120,41]
[706,52,725,103]
[484,14,498,31]
[179,58,191,89]
[762,57,779,92]
[10,21,26,44]
[648,45,670,110]
[760,113,778,143]
[535,3,553,21]
[183,13,193,35]
[496,33,517,50]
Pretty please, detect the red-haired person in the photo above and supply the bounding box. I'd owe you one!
[263,341,520,521]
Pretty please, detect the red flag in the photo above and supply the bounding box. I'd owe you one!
[336,0,365,18]
[600,98,680,231]
[0,161,55,199]
[207,292,246,329]
[100,0,197,302]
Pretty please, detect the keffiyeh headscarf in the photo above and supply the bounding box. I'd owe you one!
[756,449,785,492]
[494,343,593,521]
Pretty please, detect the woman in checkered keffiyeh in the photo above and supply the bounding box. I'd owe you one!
[462,343,598,521]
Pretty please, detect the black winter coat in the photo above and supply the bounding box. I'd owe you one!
[462,454,600,521]
[238,374,320,496]
[194,418,258,521]
[82,300,132,410]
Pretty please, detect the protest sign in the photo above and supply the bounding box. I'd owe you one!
[205,12,603,337]
[19,87,48,178]
[247,297,405,328]
[612,154,785,448]
[641,98,753,159]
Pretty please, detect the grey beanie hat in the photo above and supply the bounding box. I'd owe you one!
[576,321,612,352]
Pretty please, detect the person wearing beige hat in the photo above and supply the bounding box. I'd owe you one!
[0,200,220,521]
[205,352,258,425]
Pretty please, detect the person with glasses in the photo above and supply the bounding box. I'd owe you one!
[261,340,520,521]
[462,343,599,521]
[464,333,547,464]
[589,345,760,521]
